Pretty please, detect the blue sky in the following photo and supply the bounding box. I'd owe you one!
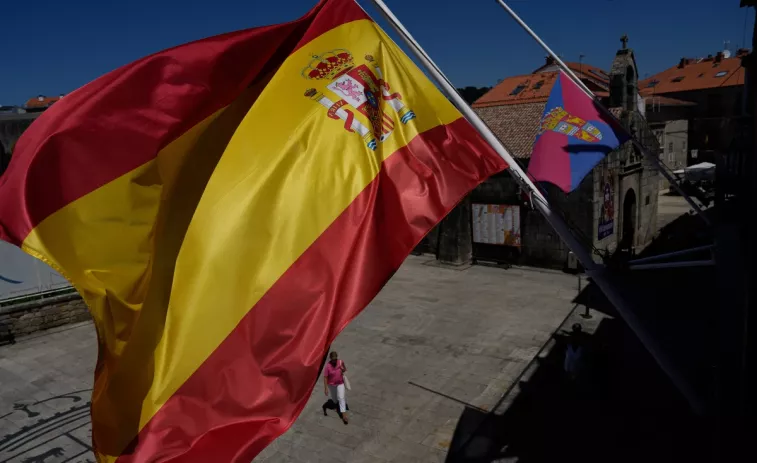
[1,0,752,105]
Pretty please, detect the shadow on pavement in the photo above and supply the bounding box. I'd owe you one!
[445,317,708,463]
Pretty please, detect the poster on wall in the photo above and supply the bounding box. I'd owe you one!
[0,240,71,301]
[472,204,521,247]
[598,173,615,240]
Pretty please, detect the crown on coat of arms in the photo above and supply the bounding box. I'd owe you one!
[539,107,572,133]
[302,49,355,80]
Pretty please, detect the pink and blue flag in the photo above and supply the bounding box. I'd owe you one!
[528,71,630,192]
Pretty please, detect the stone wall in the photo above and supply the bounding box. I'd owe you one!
[470,170,595,269]
[632,112,662,248]
[659,120,689,190]
[0,293,90,344]
[638,150,660,247]
[522,176,594,268]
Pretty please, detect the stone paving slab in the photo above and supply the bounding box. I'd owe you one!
[0,256,580,462]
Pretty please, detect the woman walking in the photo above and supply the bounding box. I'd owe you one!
[322,351,349,424]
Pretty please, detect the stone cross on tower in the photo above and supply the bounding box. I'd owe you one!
[621,34,629,50]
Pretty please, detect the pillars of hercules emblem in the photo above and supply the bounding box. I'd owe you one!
[364,55,416,124]
[305,89,378,151]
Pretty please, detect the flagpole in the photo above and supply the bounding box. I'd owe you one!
[364,0,703,413]
[493,0,711,226]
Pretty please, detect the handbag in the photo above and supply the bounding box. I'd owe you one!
[339,360,351,390]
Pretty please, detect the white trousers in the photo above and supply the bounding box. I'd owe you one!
[328,383,347,413]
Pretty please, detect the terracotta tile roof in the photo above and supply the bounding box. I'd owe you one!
[639,54,745,95]
[25,95,61,109]
[473,72,559,107]
[643,95,696,107]
[471,60,610,159]
[473,61,608,108]
[475,102,546,159]
[537,61,610,87]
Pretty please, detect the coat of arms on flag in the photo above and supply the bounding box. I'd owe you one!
[538,106,604,143]
[528,71,630,192]
[304,50,416,150]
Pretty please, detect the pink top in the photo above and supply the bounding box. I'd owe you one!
[324,360,344,386]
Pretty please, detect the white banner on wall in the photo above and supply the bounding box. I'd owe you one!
[471,204,522,247]
[0,240,70,301]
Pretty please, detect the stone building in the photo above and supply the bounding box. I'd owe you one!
[642,48,748,174]
[422,38,660,269]
[651,119,690,190]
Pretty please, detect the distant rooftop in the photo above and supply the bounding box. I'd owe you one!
[639,50,748,96]
[473,57,609,108]
[25,94,63,110]
[471,57,613,159]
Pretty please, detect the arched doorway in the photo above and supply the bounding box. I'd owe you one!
[621,189,637,250]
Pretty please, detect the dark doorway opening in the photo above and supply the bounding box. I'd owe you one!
[621,188,637,250]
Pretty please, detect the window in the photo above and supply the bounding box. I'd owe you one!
[510,85,526,96]
[646,80,659,88]
[645,195,650,206]
[533,80,545,90]
[668,142,674,152]
[698,73,705,78]
[671,76,685,82]
[715,71,728,77]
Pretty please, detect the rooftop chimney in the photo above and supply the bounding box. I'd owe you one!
[715,51,724,62]
[545,55,556,66]
[678,58,687,68]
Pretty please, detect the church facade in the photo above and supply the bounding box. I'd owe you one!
[421,38,661,269]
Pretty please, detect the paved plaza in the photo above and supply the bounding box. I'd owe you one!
[657,192,694,231]
[0,256,581,463]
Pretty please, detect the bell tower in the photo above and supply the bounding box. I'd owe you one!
[609,34,639,111]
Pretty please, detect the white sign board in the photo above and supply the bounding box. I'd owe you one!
[636,93,646,117]
[0,240,70,301]
[472,204,521,247]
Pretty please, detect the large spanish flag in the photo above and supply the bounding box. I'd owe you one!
[0,0,507,461]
